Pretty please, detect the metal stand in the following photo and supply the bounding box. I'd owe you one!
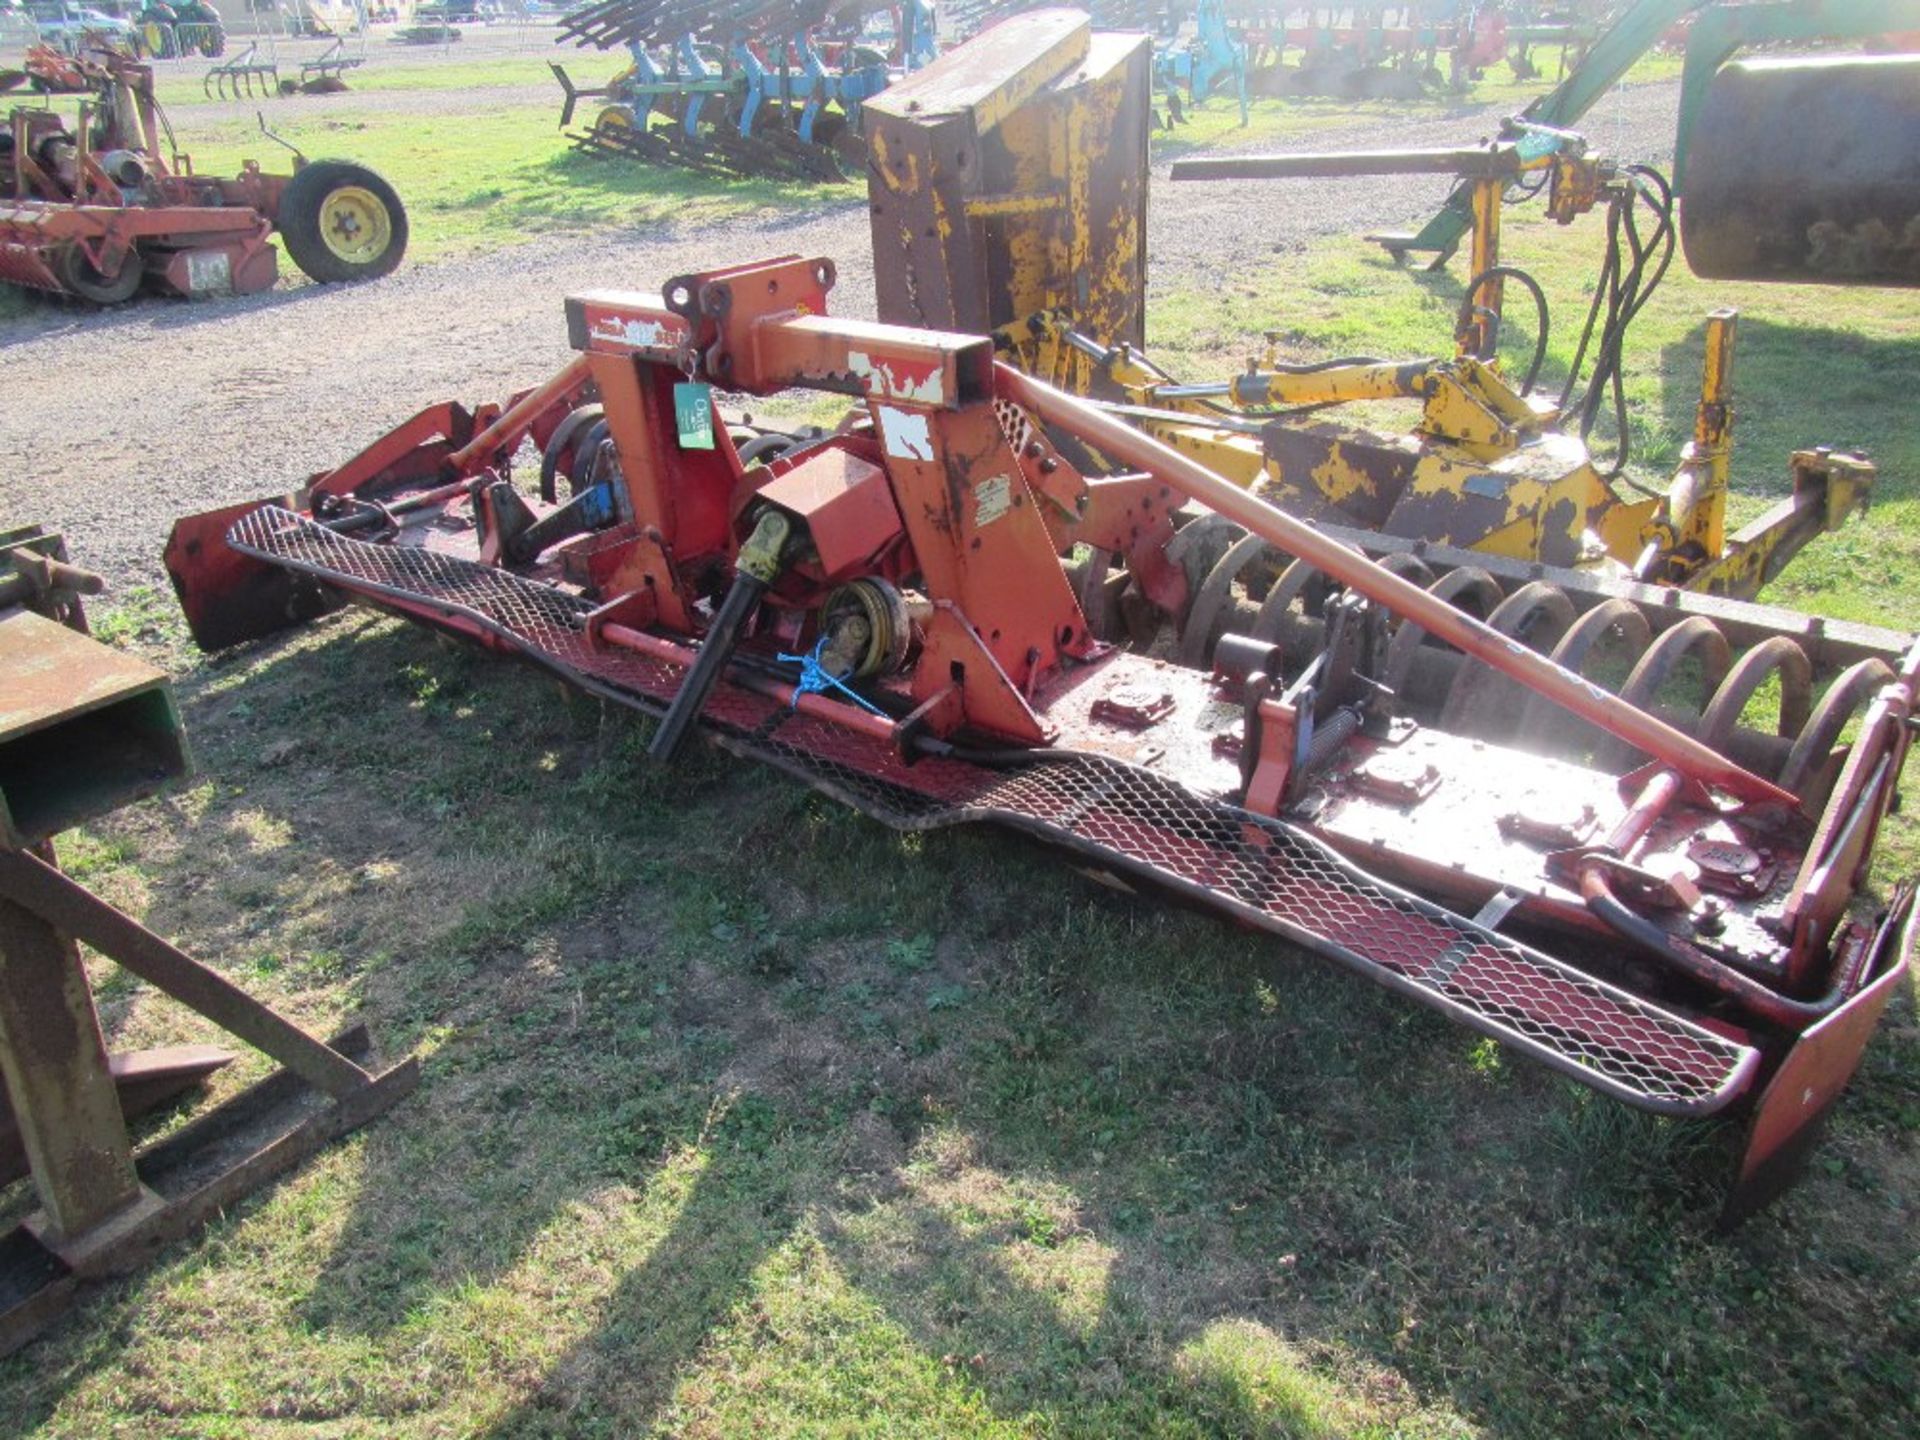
[0,598,416,1355]
[0,848,418,1355]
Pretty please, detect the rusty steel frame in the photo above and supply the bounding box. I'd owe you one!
[0,525,99,633]
[0,847,419,1358]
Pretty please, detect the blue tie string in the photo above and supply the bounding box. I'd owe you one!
[777,637,887,716]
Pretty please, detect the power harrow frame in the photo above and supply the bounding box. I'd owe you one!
[166,254,1919,1217]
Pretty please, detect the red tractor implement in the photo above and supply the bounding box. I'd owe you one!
[166,255,1918,1220]
[0,52,406,302]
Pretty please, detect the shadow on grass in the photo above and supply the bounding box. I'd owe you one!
[1395,270,1920,514]
[3,609,1916,1438]
[522,144,859,221]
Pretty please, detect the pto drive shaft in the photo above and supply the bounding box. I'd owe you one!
[647,509,794,764]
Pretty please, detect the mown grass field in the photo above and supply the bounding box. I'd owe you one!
[3,40,1918,1440]
[148,55,846,265]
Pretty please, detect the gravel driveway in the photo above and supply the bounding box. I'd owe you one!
[0,79,1680,593]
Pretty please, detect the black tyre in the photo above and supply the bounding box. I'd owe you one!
[275,160,409,285]
[55,243,143,304]
[538,405,606,503]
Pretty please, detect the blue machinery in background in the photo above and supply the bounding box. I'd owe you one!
[552,0,935,181]
[1156,0,1248,118]
[546,2,1625,176]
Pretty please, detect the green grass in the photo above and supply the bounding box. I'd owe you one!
[144,53,569,105]
[0,37,1659,286]
[195,106,845,264]
[157,76,847,265]
[280,55,570,97]
[4,580,1914,1437]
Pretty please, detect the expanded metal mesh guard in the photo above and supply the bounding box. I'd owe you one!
[230,507,1758,1115]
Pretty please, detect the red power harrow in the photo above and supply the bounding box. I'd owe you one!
[2,53,406,302]
[166,255,1918,1219]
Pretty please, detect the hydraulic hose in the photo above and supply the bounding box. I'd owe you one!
[1456,264,1549,394]
[1578,867,1846,1027]
[1559,164,1675,479]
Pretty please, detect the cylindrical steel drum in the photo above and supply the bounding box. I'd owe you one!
[1681,54,1920,287]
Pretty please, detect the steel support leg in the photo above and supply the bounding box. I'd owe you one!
[0,846,417,1356]
[0,883,146,1242]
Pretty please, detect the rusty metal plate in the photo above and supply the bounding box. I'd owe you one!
[1724,890,1916,1226]
[867,12,1150,381]
[0,611,190,846]
[756,444,904,578]
[1302,726,1801,967]
[864,8,1090,129]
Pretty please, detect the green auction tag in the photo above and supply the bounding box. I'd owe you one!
[674,381,715,450]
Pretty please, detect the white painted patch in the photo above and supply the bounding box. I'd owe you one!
[877,405,934,462]
[1195,698,1241,733]
[184,249,231,296]
[973,473,1012,527]
[591,314,677,350]
[849,348,946,405]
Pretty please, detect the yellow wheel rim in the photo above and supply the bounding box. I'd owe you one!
[594,105,637,135]
[318,185,392,265]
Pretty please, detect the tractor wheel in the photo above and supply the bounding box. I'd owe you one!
[276,160,408,285]
[54,243,142,304]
